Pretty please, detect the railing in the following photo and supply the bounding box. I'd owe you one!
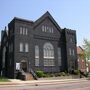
[16,70,26,80]
[17,68,38,80]
[30,68,38,80]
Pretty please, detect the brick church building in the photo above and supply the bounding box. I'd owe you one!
[0,11,77,79]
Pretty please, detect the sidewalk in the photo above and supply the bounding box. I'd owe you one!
[0,78,88,86]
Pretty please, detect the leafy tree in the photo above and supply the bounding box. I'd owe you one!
[82,39,90,60]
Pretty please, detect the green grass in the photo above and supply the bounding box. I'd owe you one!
[0,77,10,82]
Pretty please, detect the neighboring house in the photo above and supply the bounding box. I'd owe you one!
[1,11,77,79]
[1,27,8,76]
[0,42,1,75]
[77,46,88,72]
[87,60,90,72]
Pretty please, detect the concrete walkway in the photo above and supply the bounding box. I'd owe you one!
[0,78,87,86]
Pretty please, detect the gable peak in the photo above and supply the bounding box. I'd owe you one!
[43,11,52,17]
[34,11,61,30]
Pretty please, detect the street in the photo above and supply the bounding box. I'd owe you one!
[0,79,90,90]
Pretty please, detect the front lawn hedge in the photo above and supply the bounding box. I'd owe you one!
[36,70,45,78]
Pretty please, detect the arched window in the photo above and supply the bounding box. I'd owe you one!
[43,43,55,66]
[35,45,39,66]
[43,43,54,58]
[58,47,61,66]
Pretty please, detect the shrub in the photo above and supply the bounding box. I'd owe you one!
[50,73,55,77]
[67,73,70,76]
[61,72,66,76]
[42,74,47,77]
[45,73,51,77]
[36,70,44,78]
[58,73,62,76]
[74,70,80,75]
[54,73,59,77]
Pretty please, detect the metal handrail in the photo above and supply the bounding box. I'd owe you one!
[30,68,38,80]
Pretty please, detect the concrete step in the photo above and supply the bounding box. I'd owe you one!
[25,73,34,80]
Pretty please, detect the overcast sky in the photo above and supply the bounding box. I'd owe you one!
[0,0,90,46]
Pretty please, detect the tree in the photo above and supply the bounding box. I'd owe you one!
[82,39,90,61]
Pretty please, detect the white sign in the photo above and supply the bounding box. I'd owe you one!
[16,63,20,70]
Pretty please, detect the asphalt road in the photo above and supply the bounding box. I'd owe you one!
[0,79,90,90]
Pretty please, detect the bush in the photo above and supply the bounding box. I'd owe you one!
[35,71,70,78]
[42,74,47,77]
[61,72,66,76]
[54,73,62,77]
[36,70,45,78]
[66,73,70,76]
[73,70,80,75]
[45,73,51,77]
[55,73,59,77]
[49,73,55,77]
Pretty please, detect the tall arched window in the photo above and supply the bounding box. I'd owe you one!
[58,47,61,66]
[43,43,55,66]
[35,45,39,66]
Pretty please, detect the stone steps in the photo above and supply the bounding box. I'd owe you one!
[25,73,34,80]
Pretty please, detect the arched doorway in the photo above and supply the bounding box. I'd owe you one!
[20,60,28,72]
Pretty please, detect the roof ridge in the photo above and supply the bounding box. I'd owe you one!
[14,17,34,23]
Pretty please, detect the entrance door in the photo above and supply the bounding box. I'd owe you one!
[20,61,28,72]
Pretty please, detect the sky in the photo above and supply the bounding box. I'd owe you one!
[0,0,90,46]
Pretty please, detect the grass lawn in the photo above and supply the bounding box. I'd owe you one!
[0,77,10,82]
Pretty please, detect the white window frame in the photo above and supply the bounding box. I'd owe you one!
[51,27,54,33]
[35,58,39,66]
[43,43,55,66]
[23,27,25,35]
[69,48,72,56]
[44,26,47,32]
[42,25,45,32]
[41,25,54,33]
[20,27,23,34]
[25,43,29,52]
[72,49,75,56]
[35,45,39,66]
[20,43,23,52]
[58,47,61,66]
[25,28,28,35]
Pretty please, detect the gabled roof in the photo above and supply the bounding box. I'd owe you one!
[77,46,84,55]
[34,11,61,31]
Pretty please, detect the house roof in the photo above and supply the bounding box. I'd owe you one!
[34,11,61,31]
[14,17,34,23]
[77,46,84,54]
